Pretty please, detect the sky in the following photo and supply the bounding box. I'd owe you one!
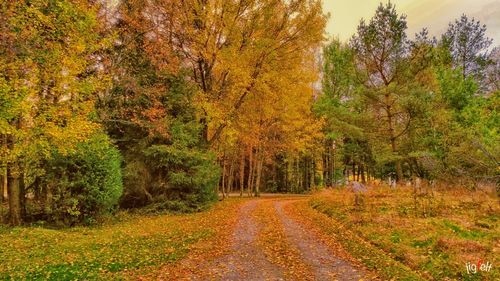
[322,0,500,45]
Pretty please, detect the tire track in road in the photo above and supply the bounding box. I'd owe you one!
[199,200,285,280]
[274,200,368,281]
[188,197,372,280]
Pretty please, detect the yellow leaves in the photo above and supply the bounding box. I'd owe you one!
[1,0,106,167]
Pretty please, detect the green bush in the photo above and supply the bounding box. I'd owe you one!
[142,143,219,209]
[42,133,123,225]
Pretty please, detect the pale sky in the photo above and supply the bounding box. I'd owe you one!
[322,0,500,45]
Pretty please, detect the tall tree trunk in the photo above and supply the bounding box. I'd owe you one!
[332,148,336,187]
[250,154,257,196]
[201,116,209,145]
[301,156,309,190]
[311,157,316,190]
[286,159,291,192]
[391,138,403,182]
[2,134,7,202]
[255,156,263,197]
[7,119,24,225]
[7,164,22,226]
[247,148,254,197]
[361,164,366,183]
[323,148,328,187]
[228,158,235,197]
[2,168,7,202]
[20,176,26,219]
[296,159,300,192]
[329,148,333,186]
[328,145,333,186]
[221,159,226,200]
[386,94,403,182]
[352,161,356,182]
[0,159,5,222]
[239,152,245,197]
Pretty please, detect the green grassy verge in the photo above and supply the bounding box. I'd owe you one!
[0,200,241,280]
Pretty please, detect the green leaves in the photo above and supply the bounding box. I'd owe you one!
[351,1,408,86]
[40,133,123,225]
[317,2,498,182]
[442,14,493,82]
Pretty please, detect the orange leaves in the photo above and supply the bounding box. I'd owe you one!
[144,199,244,279]
[117,0,329,180]
[254,200,315,280]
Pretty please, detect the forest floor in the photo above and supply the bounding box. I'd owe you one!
[1,188,498,280]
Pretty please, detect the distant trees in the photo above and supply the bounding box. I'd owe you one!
[0,0,328,225]
[137,0,327,196]
[99,0,327,207]
[315,39,367,185]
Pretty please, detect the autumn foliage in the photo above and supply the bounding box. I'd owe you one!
[0,0,498,227]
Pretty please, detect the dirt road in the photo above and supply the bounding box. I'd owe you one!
[191,197,371,281]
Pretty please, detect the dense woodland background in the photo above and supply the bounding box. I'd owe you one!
[0,0,498,226]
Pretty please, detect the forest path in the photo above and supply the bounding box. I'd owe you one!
[273,200,367,281]
[190,197,371,281]
[196,199,285,280]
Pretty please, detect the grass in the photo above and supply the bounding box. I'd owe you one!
[310,186,499,280]
[290,200,424,280]
[0,199,243,280]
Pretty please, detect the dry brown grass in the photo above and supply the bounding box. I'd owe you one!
[310,185,499,280]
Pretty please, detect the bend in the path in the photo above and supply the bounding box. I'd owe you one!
[274,200,367,281]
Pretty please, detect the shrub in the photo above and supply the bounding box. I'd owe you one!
[112,75,220,212]
[42,133,123,225]
[147,144,219,206]
[120,143,219,212]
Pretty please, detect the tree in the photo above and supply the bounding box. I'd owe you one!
[485,46,500,92]
[40,133,123,225]
[319,6,458,185]
[132,0,326,145]
[233,50,323,195]
[442,14,493,83]
[315,39,367,185]
[98,1,220,210]
[0,0,105,225]
[350,2,409,182]
[104,0,327,198]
